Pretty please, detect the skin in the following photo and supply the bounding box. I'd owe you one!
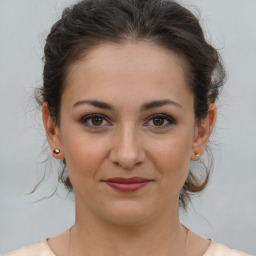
[43,41,216,256]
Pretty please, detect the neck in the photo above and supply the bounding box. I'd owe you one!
[71,196,188,256]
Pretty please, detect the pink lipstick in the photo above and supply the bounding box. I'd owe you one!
[102,177,152,192]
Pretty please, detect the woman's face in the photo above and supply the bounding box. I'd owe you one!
[44,41,212,225]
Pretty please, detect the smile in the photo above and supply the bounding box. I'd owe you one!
[102,177,153,192]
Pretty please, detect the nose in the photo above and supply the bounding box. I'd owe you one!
[109,125,146,170]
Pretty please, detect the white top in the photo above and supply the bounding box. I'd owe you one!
[3,239,252,256]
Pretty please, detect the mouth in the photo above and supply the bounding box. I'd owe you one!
[102,177,153,192]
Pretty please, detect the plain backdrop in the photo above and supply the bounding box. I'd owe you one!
[0,0,255,254]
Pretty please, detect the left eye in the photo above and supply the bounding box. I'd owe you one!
[146,114,176,128]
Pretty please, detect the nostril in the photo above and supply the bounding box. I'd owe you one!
[109,132,146,169]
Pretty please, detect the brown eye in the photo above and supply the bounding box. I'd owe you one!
[145,114,176,129]
[80,114,109,128]
[153,117,165,126]
[91,116,103,126]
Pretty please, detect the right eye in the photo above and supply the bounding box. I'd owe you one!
[80,114,111,129]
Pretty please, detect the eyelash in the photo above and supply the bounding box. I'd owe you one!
[144,114,177,129]
[79,113,176,129]
[80,114,110,129]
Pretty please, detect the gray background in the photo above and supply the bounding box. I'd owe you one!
[0,0,255,254]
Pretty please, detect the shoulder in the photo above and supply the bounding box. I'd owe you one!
[204,240,253,256]
[3,239,55,256]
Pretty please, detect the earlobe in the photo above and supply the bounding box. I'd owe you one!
[42,102,64,159]
[190,103,217,161]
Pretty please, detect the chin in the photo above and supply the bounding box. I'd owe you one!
[99,200,156,227]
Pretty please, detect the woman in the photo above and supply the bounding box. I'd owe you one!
[4,0,251,255]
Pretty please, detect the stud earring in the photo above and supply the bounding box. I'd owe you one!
[195,153,200,161]
[53,149,60,154]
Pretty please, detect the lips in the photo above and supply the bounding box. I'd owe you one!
[102,177,153,192]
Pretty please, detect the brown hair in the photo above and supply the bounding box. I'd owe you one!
[37,0,225,209]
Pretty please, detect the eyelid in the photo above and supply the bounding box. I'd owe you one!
[80,113,112,128]
[79,113,176,129]
[144,113,177,128]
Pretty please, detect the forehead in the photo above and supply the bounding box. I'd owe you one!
[63,41,193,108]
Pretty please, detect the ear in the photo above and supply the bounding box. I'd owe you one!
[42,102,64,159]
[190,103,217,161]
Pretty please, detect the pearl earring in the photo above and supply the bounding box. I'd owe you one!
[53,149,60,154]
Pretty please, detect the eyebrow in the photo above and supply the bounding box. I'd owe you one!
[72,99,183,111]
[73,100,114,110]
[141,99,183,111]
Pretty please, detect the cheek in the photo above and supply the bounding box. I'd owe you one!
[157,141,190,174]
[60,129,109,186]
[150,130,194,191]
